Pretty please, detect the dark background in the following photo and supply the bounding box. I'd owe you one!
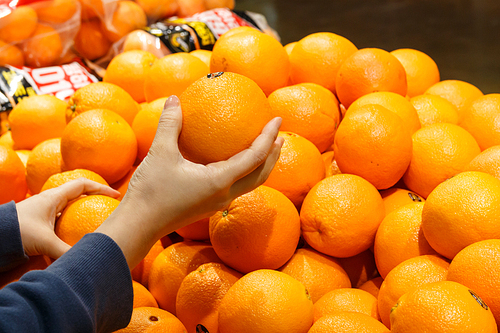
[234,0,500,94]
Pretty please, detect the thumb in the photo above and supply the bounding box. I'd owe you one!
[44,234,72,260]
[151,95,183,155]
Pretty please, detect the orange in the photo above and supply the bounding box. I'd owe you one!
[55,195,120,246]
[67,82,140,126]
[374,202,436,279]
[104,50,157,103]
[390,48,440,98]
[0,145,27,204]
[8,95,66,150]
[390,281,497,333]
[300,174,385,258]
[41,169,108,192]
[144,53,209,103]
[210,28,290,95]
[60,109,137,184]
[313,288,380,322]
[176,0,206,17]
[347,91,421,134]
[218,269,314,333]
[379,187,424,216]
[0,6,37,44]
[176,262,242,333]
[0,255,52,289]
[262,132,325,207]
[111,165,137,201]
[459,93,500,150]
[0,131,14,150]
[101,0,147,43]
[134,0,177,21]
[421,171,500,260]
[188,50,212,67]
[35,0,78,24]
[209,185,301,274]
[122,30,170,58]
[25,138,64,194]
[464,145,500,180]
[0,40,24,67]
[335,48,407,108]
[133,280,158,308]
[78,0,115,20]
[358,276,384,299]
[279,247,352,303]
[148,241,223,315]
[284,41,296,56]
[377,254,450,327]
[178,72,273,164]
[409,94,459,127]
[308,312,389,333]
[425,79,484,122]
[131,97,167,162]
[22,24,63,67]
[15,150,30,168]
[267,83,341,153]
[115,307,187,333]
[333,104,413,190]
[321,151,341,177]
[175,218,209,241]
[338,249,379,288]
[131,240,164,288]
[447,239,500,326]
[204,0,234,10]
[74,19,112,61]
[288,32,358,94]
[402,123,481,198]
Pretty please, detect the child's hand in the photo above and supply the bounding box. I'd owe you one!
[97,95,283,268]
[16,179,120,259]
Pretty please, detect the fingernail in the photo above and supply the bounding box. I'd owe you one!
[164,95,180,110]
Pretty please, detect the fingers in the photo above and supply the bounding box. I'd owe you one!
[150,95,182,156]
[228,136,284,199]
[44,178,121,213]
[210,117,282,184]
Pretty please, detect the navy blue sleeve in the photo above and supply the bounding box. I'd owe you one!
[0,201,29,272]
[0,233,133,332]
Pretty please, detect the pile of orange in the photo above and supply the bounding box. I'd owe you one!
[2,22,500,333]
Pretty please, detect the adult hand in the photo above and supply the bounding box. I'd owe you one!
[15,179,120,259]
[97,95,283,269]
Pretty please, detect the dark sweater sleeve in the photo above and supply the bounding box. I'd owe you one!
[0,233,134,332]
[0,201,29,272]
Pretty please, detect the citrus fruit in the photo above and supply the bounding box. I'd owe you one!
[308,312,389,333]
[41,169,108,192]
[23,23,63,67]
[74,19,112,61]
[115,307,187,333]
[379,187,424,215]
[338,249,379,288]
[132,280,158,308]
[0,6,37,44]
[313,288,380,321]
[25,138,64,194]
[409,94,459,127]
[0,145,27,204]
[131,240,164,288]
[464,145,500,180]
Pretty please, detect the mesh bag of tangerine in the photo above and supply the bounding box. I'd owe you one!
[91,7,280,70]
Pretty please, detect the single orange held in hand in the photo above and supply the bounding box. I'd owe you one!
[403,123,481,198]
[144,53,209,103]
[56,195,120,246]
[178,72,273,164]
[41,169,108,192]
[390,281,497,333]
[209,185,301,274]
[421,171,500,260]
[0,145,27,204]
[447,239,500,326]
[60,109,137,184]
[25,138,64,194]
[218,269,314,333]
[267,83,341,153]
[288,32,358,94]
[262,132,325,207]
[210,28,290,95]
[8,95,67,150]
[300,174,385,258]
[390,48,440,98]
[335,48,407,108]
[333,104,413,190]
[67,82,140,126]
[279,247,352,303]
[176,262,242,333]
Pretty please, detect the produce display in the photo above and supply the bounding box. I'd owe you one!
[2,0,500,332]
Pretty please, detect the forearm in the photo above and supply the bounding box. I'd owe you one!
[0,201,28,272]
